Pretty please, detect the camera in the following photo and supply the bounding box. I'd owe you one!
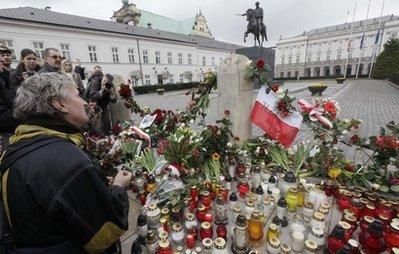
[26,71,35,77]
[105,82,113,89]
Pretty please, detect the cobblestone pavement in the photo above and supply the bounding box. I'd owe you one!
[121,79,399,253]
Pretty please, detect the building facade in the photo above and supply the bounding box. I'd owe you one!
[275,15,399,78]
[0,5,240,86]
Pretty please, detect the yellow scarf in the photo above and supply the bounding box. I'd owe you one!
[10,124,86,149]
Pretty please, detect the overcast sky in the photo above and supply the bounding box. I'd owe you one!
[1,0,398,46]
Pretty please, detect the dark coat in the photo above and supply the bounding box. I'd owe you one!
[0,69,10,89]
[9,62,41,93]
[0,78,19,133]
[74,65,86,81]
[0,120,129,253]
[37,62,61,74]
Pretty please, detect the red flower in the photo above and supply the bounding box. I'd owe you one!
[271,84,279,92]
[224,110,230,116]
[192,149,201,158]
[375,136,385,149]
[323,101,337,119]
[350,134,360,144]
[256,58,265,69]
[119,84,132,98]
[157,139,170,155]
[390,178,399,185]
[111,122,123,135]
[277,100,287,111]
[384,136,399,150]
[151,109,166,125]
[344,163,355,172]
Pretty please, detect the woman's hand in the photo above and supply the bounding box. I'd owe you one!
[112,170,133,188]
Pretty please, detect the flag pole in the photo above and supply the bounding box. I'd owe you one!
[356,0,372,80]
[368,0,385,79]
[344,1,357,79]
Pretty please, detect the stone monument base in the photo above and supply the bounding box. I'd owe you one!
[236,46,275,79]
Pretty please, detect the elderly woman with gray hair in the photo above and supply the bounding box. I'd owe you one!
[0,73,132,253]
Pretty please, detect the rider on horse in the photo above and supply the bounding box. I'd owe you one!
[254,2,264,33]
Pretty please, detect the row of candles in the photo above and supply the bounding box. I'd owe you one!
[131,164,399,254]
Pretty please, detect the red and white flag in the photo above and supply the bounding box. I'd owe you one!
[250,86,303,147]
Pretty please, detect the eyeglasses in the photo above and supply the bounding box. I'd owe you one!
[50,55,62,60]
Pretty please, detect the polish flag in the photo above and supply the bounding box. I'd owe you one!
[250,86,303,147]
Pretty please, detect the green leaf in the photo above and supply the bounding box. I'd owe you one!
[390,185,399,193]
[379,185,389,192]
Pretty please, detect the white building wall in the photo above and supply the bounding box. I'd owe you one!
[274,16,399,78]
[0,20,233,86]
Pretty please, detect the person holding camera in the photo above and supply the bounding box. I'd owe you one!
[86,72,117,134]
[9,49,40,94]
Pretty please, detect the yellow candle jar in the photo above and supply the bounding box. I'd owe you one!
[267,223,279,241]
[286,187,299,212]
[248,210,264,241]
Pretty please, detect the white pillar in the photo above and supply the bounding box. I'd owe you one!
[217,54,253,143]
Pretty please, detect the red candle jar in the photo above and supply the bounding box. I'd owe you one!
[196,204,206,222]
[343,214,358,235]
[160,217,169,233]
[219,185,229,202]
[201,191,212,208]
[378,214,390,230]
[360,216,375,233]
[348,198,363,220]
[324,180,335,197]
[188,197,197,211]
[237,179,250,198]
[190,186,199,202]
[337,191,353,212]
[199,222,213,240]
[348,239,359,254]
[376,200,394,220]
[138,190,147,206]
[338,221,353,242]
[327,225,346,253]
[158,239,173,254]
[186,234,196,249]
[359,220,387,254]
[386,222,399,251]
[216,224,227,240]
[363,203,376,218]
[204,213,213,224]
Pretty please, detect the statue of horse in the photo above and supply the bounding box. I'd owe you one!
[243,9,267,47]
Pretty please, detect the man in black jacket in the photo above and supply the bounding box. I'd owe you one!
[1,73,132,253]
[37,48,62,74]
[0,51,19,150]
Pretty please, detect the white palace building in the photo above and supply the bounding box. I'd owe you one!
[275,15,399,79]
[0,1,240,86]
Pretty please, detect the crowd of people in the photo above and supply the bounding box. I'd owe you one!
[0,45,133,253]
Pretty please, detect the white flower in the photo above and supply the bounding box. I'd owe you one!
[342,130,348,135]
[190,119,195,124]
[276,88,284,95]
[227,142,233,148]
[246,60,252,67]
[181,123,186,128]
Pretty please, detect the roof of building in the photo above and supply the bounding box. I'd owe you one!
[306,15,399,36]
[139,10,195,35]
[0,6,240,51]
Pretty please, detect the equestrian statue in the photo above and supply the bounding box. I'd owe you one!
[238,2,268,47]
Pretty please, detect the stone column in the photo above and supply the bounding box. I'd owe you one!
[217,54,253,143]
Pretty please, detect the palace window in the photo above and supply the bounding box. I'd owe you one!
[281,56,285,64]
[326,52,331,61]
[178,53,183,64]
[287,71,291,78]
[33,41,45,59]
[143,50,148,63]
[155,51,161,64]
[179,74,184,83]
[188,54,192,65]
[169,74,174,84]
[0,39,16,60]
[144,74,151,85]
[316,53,321,61]
[337,51,342,60]
[288,56,292,64]
[112,47,119,63]
[167,52,172,64]
[88,46,97,62]
[296,55,300,63]
[307,53,312,62]
[211,57,215,66]
[202,56,206,66]
[348,52,352,59]
[128,49,135,63]
[280,72,284,78]
[60,43,71,60]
